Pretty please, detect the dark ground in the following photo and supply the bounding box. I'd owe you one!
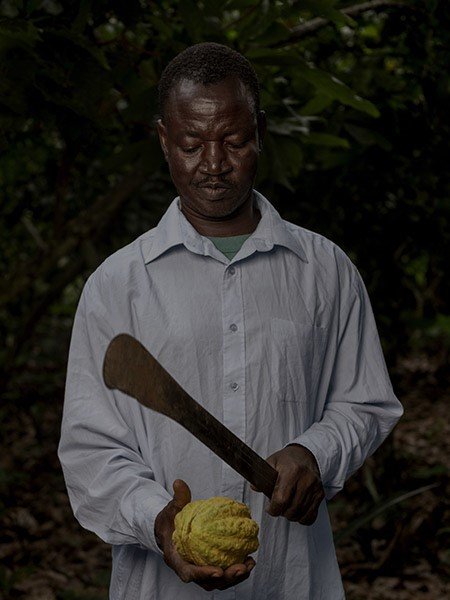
[0,353,448,600]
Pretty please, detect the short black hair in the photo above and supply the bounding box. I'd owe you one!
[157,42,260,118]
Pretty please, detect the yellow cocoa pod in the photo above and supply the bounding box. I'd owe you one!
[172,496,259,569]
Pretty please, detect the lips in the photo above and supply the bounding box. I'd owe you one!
[198,183,231,189]
[198,186,231,198]
[196,182,232,200]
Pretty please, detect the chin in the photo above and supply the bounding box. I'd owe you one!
[205,197,245,216]
[179,186,252,218]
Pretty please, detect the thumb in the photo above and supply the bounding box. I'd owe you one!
[172,479,191,510]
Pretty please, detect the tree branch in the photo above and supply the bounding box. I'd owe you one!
[270,0,409,49]
[0,164,147,308]
[225,1,263,29]
[0,165,150,392]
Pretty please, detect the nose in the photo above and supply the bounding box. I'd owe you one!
[199,142,232,176]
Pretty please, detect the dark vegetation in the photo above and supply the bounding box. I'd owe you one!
[0,1,448,598]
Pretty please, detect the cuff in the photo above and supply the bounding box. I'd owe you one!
[126,487,172,556]
[283,433,343,501]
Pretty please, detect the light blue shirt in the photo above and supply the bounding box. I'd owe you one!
[58,190,403,600]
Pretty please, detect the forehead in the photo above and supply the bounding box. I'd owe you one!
[164,76,256,129]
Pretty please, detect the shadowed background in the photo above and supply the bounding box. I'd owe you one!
[0,1,449,598]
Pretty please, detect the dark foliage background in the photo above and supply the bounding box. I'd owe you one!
[0,1,448,598]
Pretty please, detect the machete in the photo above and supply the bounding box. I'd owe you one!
[103,333,277,498]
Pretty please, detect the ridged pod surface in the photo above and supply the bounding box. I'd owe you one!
[172,496,259,568]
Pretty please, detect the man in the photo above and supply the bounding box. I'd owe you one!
[58,43,403,599]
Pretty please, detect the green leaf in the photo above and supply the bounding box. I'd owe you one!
[301,0,356,28]
[139,59,158,86]
[259,132,304,190]
[334,483,440,545]
[344,123,392,150]
[45,27,111,71]
[268,119,310,136]
[121,87,158,124]
[103,138,163,172]
[71,0,92,34]
[245,47,303,67]
[410,465,447,479]
[147,14,175,39]
[40,0,63,16]
[0,18,42,53]
[178,0,216,40]
[224,0,260,8]
[245,50,379,117]
[202,0,227,16]
[250,20,291,46]
[302,132,350,148]
[236,2,280,42]
[299,94,334,116]
[0,1,21,18]
[295,59,380,117]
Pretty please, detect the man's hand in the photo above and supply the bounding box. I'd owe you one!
[154,479,255,591]
[252,445,324,525]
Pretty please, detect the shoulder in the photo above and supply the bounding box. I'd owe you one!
[85,228,157,297]
[286,220,360,284]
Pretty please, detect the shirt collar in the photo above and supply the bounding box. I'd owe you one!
[142,189,308,264]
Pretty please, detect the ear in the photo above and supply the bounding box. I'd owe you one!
[156,118,169,161]
[257,110,267,153]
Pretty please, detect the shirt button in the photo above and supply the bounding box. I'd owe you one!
[229,266,236,275]
[230,382,239,391]
[230,323,238,332]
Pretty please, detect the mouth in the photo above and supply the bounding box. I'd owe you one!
[197,184,232,198]
[198,183,231,189]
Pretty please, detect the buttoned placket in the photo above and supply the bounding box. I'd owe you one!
[212,262,244,600]
[220,263,246,502]
[182,230,273,600]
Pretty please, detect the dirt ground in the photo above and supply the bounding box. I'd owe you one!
[0,354,448,600]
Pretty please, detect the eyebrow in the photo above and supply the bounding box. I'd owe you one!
[183,131,202,138]
[181,128,254,139]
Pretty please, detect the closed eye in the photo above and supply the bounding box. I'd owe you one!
[227,141,248,149]
[182,147,201,154]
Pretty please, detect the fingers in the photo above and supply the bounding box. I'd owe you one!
[278,482,324,524]
[265,464,324,524]
[282,483,319,523]
[224,558,255,579]
[155,480,191,550]
[172,479,191,509]
[266,477,295,516]
[197,559,255,591]
[174,557,255,591]
[165,482,257,591]
[168,541,223,582]
[179,564,223,584]
[296,488,324,525]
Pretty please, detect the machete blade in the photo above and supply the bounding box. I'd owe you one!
[103,333,277,498]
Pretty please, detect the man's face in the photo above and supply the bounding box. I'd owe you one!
[157,76,266,219]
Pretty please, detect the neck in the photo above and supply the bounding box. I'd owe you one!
[180,191,261,237]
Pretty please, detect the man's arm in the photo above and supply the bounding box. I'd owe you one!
[57,276,172,554]
[284,257,404,501]
[254,252,403,522]
[59,275,256,590]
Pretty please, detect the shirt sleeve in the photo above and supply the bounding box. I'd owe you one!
[285,255,404,500]
[57,275,172,554]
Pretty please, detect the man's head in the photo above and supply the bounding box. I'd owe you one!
[156,43,266,222]
[157,42,261,118]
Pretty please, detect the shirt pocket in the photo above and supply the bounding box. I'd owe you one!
[269,317,328,405]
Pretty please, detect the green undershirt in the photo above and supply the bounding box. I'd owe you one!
[206,234,252,260]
